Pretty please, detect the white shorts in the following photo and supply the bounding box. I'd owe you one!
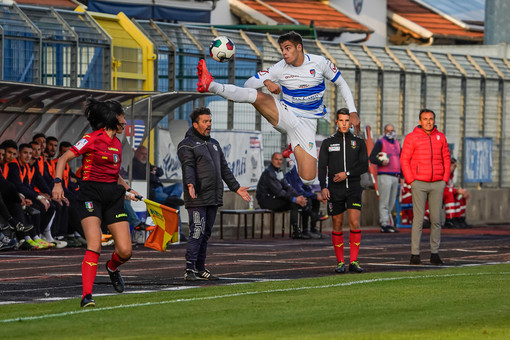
[273,98,318,159]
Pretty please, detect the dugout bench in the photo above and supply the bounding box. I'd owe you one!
[219,209,327,239]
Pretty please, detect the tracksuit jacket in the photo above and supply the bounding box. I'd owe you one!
[256,164,298,203]
[318,130,368,189]
[177,127,240,209]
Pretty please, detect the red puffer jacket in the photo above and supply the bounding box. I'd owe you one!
[400,126,450,184]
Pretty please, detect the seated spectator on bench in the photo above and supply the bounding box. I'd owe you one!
[256,152,307,239]
[132,145,183,207]
[284,153,327,239]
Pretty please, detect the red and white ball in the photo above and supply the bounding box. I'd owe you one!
[377,152,389,162]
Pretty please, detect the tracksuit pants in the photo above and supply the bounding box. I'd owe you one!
[185,205,218,271]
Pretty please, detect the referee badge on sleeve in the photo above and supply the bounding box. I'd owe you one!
[85,201,94,212]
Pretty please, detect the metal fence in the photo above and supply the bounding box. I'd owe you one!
[0,8,508,188]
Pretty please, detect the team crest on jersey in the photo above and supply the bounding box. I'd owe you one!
[327,60,338,73]
[258,69,269,76]
[351,140,357,149]
[308,142,314,150]
[309,69,316,77]
[85,201,94,212]
[437,135,440,141]
[113,154,119,163]
[353,0,363,14]
[213,144,218,151]
[74,138,88,151]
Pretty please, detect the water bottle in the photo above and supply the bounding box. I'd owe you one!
[249,195,254,210]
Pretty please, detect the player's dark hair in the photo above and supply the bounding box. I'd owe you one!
[18,143,32,153]
[29,141,39,148]
[32,133,46,141]
[335,108,350,120]
[419,109,436,120]
[85,98,124,131]
[59,141,72,152]
[190,107,212,124]
[1,139,18,151]
[278,31,303,48]
[46,136,58,144]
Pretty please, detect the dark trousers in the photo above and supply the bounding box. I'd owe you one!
[185,205,218,271]
[51,201,68,238]
[302,198,321,231]
[259,196,300,227]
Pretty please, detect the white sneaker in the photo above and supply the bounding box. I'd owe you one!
[53,239,68,249]
[42,234,67,249]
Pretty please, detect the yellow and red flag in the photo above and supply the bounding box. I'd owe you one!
[143,199,179,252]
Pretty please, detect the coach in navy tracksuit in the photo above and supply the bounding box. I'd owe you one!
[177,107,250,281]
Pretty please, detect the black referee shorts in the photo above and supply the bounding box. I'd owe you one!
[77,181,127,225]
[327,184,363,216]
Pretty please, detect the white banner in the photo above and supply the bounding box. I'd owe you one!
[157,128,264,190]
[211,130,264,190]
[157,128,182,180]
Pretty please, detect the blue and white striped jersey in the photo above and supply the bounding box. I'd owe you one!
[249,54,354,119]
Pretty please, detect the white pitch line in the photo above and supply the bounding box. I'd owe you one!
[452,249,499,253]
[1,271,509,324]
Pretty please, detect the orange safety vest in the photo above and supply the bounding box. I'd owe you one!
[27,163,42,193]
[4,159,28,183]
[53,158,70,188]
[46,159,56,178]
[36,157,45,177]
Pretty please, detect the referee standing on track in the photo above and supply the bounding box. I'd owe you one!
[53,98,141,308]
[318,108,368,274]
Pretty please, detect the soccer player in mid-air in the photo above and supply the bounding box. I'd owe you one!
[197,31,359,184]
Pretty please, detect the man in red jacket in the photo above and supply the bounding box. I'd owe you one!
[400,109,450,265]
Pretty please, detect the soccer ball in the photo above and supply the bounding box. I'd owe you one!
[209,36,235,63]
[377,152,389,162]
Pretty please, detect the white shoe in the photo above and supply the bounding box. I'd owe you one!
[53,240,68,249]
[42,234,67,248]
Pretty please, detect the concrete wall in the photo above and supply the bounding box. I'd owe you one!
[466,188,510,225]
[206,188,510,238]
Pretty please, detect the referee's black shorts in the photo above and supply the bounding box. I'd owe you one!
[327,184,363,216]
[77,181,127,225]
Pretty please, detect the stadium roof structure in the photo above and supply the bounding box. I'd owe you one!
[0,81,206,143]
[418,0,485,28]
[229,0,373,41]
[387,0,484,45]
[14,0,77,9]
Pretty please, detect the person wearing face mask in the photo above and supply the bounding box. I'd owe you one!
[369,124,401,233]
